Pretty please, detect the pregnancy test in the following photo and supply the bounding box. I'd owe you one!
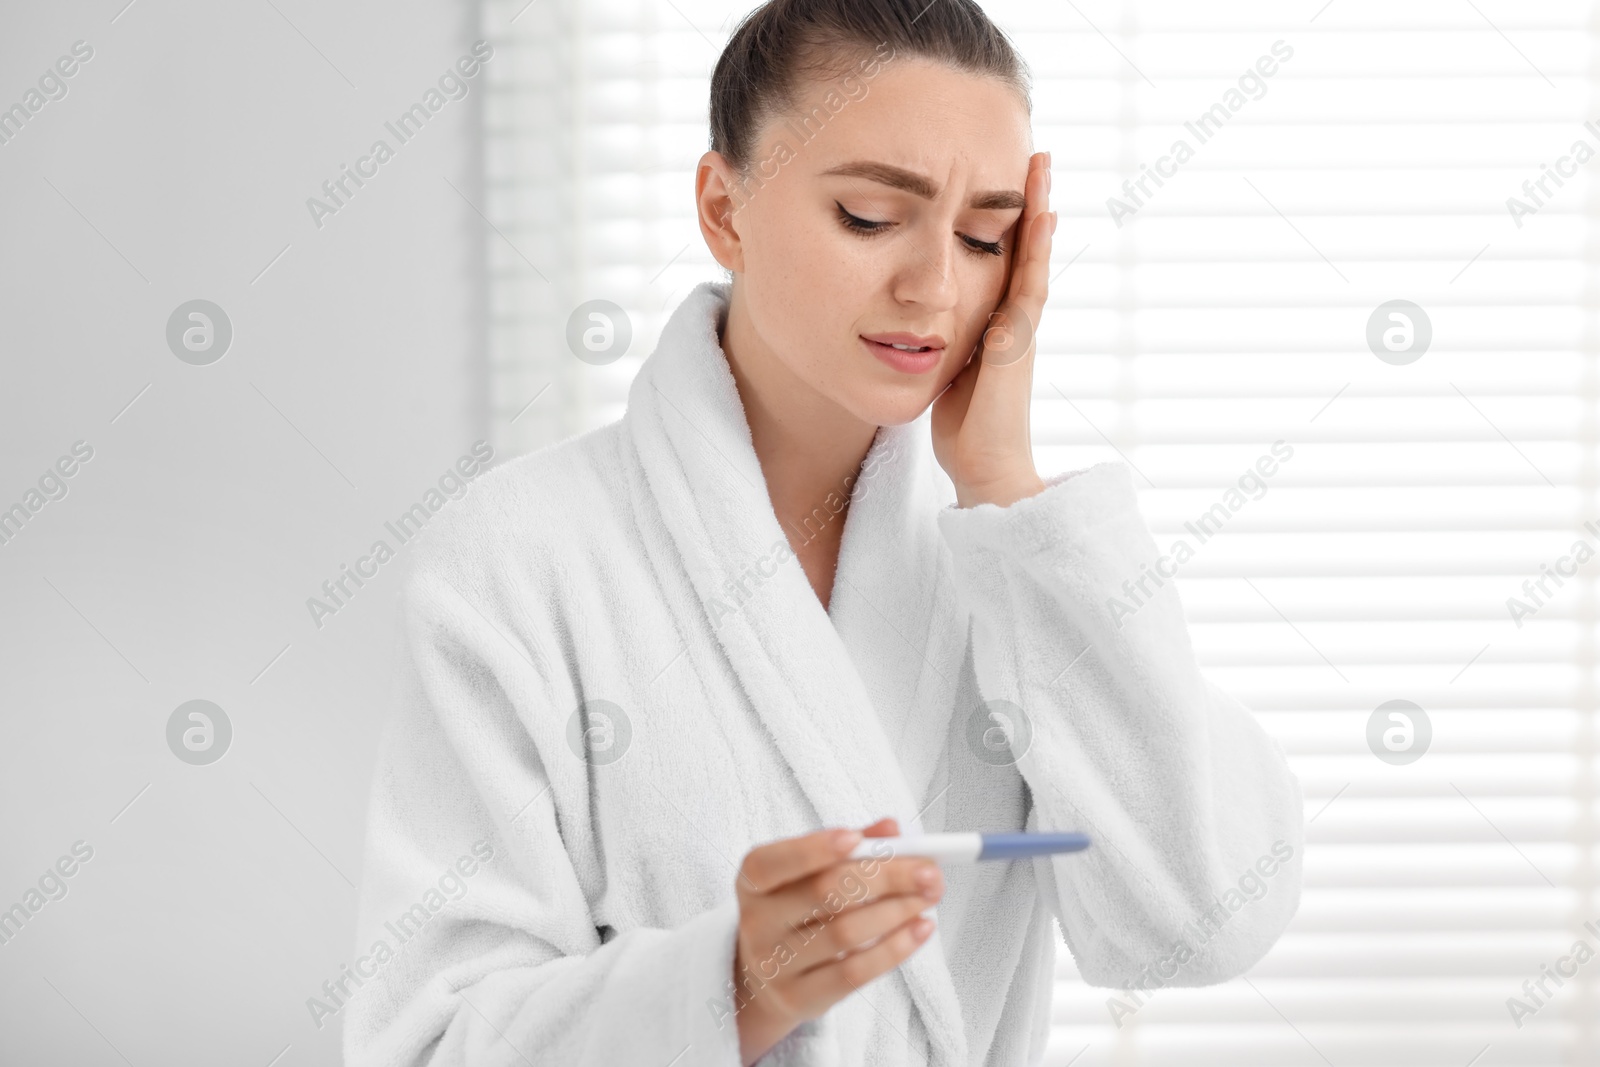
[848,832,1091,864]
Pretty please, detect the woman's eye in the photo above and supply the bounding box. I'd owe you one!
[962,235,1005,257]
[835,203,889,234]
[834,201,1005,258]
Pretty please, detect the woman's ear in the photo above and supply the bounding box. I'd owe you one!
[695,150,745,273]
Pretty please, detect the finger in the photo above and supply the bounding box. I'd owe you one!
[755,855,937,939]
[982,218,1052,369]
[1006,154,1053,319]
[980,155,1050,369]
[778,855,941,915]
[992,154,1042,306]
[765,862,939,975]
[739,827,861,896]
[795,893,940,976]
[1009,206,1054,313]
[749,856,939,976]
[860,817,899,837]
[785,915,935,1010]
[1010,153,1049,284]
[1016,152,1047,233]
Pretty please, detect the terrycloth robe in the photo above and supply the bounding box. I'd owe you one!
[342,280,1304,1067]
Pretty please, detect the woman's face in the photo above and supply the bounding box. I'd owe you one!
[702,54,1033,428]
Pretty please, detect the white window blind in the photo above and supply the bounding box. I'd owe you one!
[480,0,1600,1062]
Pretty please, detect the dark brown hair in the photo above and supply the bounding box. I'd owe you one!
[709,0,1032,172]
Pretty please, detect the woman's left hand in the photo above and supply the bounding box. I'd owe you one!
[931,150,1056,509]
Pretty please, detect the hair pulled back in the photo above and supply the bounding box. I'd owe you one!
[709,0,1031,172]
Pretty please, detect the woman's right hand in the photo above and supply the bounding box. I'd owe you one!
[731,817,943,1065]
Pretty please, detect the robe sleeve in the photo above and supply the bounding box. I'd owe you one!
[342,554,745,1067]
[933,460,1304,988]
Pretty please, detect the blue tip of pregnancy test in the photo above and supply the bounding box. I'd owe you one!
[977,832,1092,860]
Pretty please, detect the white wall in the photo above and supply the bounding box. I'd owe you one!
[0,2,487,1063]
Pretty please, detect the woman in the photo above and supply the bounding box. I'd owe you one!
[344,1,1303,1064]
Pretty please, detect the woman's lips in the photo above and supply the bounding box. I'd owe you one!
[861,335,945,374]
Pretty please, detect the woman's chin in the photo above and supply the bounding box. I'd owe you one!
[848,385,944,428]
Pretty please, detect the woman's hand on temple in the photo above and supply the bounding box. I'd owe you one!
[932,150,1056,509]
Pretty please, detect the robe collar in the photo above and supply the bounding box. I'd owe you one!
[624,280,969,1067]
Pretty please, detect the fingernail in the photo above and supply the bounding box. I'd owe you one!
[834,829,862,851]
[1050,212,1059,235]
[918,865,937,886]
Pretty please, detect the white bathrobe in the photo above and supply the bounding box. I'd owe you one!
[342,280,1303,1067]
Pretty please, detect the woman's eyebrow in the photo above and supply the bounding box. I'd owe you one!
[821,160,1025,211]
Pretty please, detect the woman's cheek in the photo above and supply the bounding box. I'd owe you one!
[959,304,993,361]
[819,241,872,296]
[939,342,973,386]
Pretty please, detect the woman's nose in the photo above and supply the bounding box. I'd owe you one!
[890,228,959,312]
